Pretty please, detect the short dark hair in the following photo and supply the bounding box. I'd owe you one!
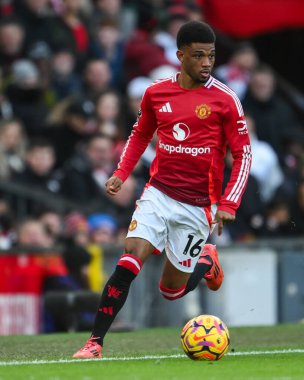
[176,21,216,49]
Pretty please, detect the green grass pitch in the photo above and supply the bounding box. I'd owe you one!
[0,324,303,380]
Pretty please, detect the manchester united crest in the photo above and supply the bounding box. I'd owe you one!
[195,104,211,119]
[128,219,137,231]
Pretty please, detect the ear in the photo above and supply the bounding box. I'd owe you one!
[176,50,184,63]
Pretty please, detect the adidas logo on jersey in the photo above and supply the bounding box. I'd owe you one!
[159,102,172,112]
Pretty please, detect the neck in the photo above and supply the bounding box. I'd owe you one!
[177,72,206,89]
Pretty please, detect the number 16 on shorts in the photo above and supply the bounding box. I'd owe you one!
[183,235,204,258]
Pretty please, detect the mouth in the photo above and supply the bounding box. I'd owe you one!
[200,71,210,80]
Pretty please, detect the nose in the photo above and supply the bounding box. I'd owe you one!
[201,56,211,67]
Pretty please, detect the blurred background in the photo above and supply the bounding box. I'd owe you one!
[0,0,304,335]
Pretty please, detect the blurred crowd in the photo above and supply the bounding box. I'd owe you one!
[0,0,304,304]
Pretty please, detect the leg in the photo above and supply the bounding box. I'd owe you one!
[91,237,154,338]
[73,237,155,358]
[159,258,190,300]
[159,255,211,300]
[160,202,223,300]
[92,238,154,336]
[160,258,190,288]
[159,244,224,301]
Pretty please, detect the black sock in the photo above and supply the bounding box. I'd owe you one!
[91,265,137,345]
[185,255,213,294]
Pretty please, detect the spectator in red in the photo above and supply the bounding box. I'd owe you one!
[124,2,170,81]
[14,218,69,293]
[56,0,90,70]
[0,0,14,16]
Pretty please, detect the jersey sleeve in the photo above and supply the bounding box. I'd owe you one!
[113,88,158,182]
[218,96,252,215]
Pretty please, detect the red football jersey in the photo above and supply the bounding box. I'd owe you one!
[114,74,252,215]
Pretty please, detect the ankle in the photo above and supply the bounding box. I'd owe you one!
[91,335,103,346]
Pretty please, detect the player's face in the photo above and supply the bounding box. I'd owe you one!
[177,43,215,85]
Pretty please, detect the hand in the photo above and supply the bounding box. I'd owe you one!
[105,176,123,195]
[212,210,235,236]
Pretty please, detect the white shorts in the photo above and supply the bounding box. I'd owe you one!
[126,185,217,273]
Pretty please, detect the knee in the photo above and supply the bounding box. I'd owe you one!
[124,238,154,263]
[159,281,186,301]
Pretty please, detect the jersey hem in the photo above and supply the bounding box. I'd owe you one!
[150,178,212,208]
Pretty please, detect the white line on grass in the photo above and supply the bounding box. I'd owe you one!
[1,349,304,366]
